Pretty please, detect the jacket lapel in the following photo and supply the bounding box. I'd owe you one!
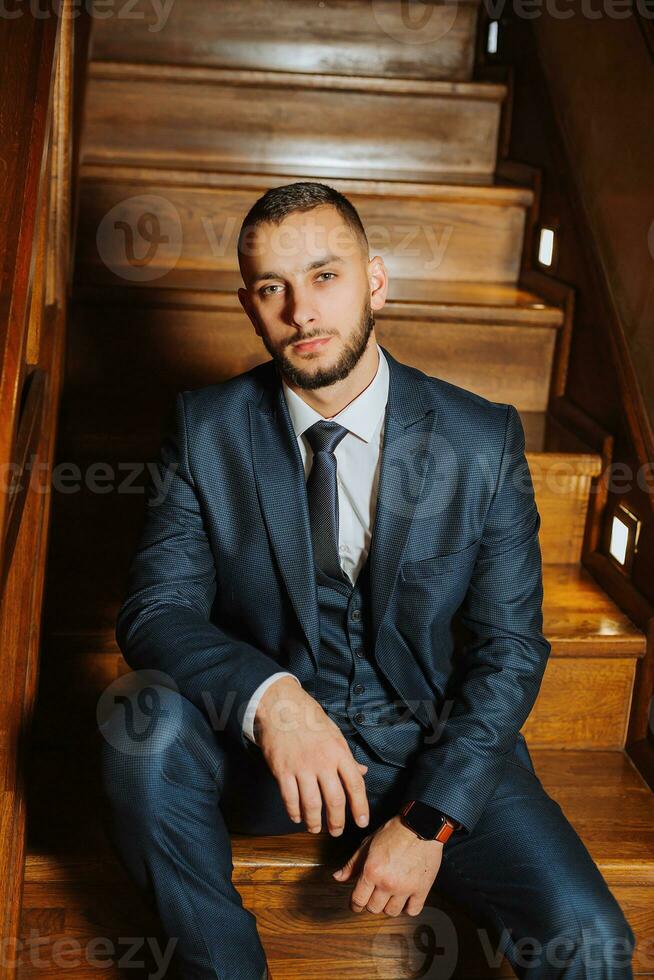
[367,349,437,722]
[248,345,438,680]
[248,362,322,667]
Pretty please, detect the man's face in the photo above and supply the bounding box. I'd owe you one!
[238,204,387,390]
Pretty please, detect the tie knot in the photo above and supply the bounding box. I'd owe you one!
[305,420,348,456]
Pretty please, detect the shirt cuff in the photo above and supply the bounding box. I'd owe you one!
[242,671,302,743]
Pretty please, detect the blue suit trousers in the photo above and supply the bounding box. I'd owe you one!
[100,683,636,980]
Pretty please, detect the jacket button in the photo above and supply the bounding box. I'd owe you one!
[354,683,364,695]
[354,712,365,724]
[350,608,361,622]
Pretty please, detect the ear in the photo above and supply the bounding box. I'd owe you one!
[367,256,389,313]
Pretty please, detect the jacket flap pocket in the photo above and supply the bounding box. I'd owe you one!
[400,539,480,582]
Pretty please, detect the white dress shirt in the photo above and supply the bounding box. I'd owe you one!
[242,343,390,743]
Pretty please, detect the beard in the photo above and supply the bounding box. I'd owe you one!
[259,296,375,391]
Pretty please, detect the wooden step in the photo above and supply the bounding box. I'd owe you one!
[20,746,654,977]
[68,279,563,418]
[541,564,645,658]
[53,398,546,461]
[83,62,506,181]
[32,563,645,752]
[137,274,562,326]
[528,451,602,564]
[56,413,593,567]
[525,565,646,749]
[89,0,481,82]
[77,166,533,283]
[46,390,599,622]
[380,279,566,326]
[73,274,566,325]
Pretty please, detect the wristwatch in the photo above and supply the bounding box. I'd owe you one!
[399,799,462,843]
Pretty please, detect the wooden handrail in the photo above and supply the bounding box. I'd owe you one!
[1,366,47,597]
[0,2,80,972]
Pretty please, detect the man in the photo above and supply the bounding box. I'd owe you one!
[102,181,635,979]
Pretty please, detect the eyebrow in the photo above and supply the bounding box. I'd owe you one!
[250,254,345,287]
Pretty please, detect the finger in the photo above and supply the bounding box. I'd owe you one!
[296,772,323,832]
[333,839,367,881]
[340,757,370,828]
[382,894,407,917]
[279,773,302,824]
[404,894,426,917]
[365,886,392,915]
[317,771,347,836]
[350,870,375,913]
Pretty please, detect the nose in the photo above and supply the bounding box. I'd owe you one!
[286,284,319,330]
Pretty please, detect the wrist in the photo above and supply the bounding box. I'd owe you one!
[393,815,444,845]
[398,800,462,844]
[254,676,302,736]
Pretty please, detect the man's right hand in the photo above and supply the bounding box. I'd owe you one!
[253,676,370,837]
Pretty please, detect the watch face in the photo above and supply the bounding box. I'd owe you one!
[402,800,447,839]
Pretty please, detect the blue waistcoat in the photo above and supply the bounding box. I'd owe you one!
[314,549,426,769]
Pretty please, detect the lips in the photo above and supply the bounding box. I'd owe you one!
[292,336,332,353]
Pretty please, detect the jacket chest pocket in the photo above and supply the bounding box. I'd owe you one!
[400,539,480,583]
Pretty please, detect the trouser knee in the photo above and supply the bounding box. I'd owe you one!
[580,907,636,971]
[98,678,220,807]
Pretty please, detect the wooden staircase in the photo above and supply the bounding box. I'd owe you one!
[20,2,654,977]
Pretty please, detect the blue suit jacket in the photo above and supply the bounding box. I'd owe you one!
[115,344,551,833]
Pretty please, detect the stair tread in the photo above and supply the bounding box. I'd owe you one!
[384,279,564,325]
[23,749,654,888]
[74,276,565,328]
[542,565,646,655]
[82,64,506,183]
[525,448,602,473]
[89,60,507,101]
[79,161,536,205]
[228,747,654,886]
[80,155,512,189]
[42,561,645,661]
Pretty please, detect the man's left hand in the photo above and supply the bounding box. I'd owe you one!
[332,815,443,916]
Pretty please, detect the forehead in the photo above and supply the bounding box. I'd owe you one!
[240,205,362,281]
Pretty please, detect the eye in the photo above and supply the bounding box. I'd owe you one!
[317,272,336,282]
[260,284,282,297]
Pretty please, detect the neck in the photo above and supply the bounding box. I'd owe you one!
[282,342,380,418]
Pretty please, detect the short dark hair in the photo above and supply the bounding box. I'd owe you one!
[237,181,369,274]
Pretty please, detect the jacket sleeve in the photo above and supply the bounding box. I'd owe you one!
[400,404,552,834]
[115,390,287,752]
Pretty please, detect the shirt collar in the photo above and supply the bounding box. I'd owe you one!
[282,342,389,444]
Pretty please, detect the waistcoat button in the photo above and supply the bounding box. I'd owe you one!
[354,712,365,724]
[354,683,364,695]
[350,608,361,622]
